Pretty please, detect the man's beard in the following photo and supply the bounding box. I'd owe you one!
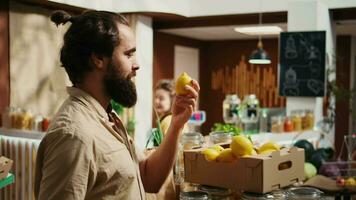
[104,61,137,108]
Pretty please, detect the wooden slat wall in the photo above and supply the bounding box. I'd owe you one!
[211,55,283,108]
[200,39,284,134]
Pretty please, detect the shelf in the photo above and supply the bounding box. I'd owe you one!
[0,127,44,140]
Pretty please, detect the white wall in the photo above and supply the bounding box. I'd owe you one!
[134,15,154,150]
[286,0,336,145]
[9,2,70,117]
[174,45,199,82]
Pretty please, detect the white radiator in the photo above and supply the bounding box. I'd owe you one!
[0,133,41,200]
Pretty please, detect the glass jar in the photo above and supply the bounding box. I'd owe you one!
[240,190,287,200]
[259,109,268,133]
[305,110,315,130]
[287,187,324,200]
[223,94,240,124]
[209,131,233,144]
[180,191,210,200]
[284,117,293,132]
[271,116,284,133]
[175,132,205,185]
[198,185,233,200]
[291,111,302,131]
[31,115,44,132]
[241,95,260,134]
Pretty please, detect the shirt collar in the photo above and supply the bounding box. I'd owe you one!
[67,87,110,121]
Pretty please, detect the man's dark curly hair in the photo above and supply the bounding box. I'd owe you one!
[51,10,129,84]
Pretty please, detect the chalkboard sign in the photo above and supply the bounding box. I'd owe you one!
[279,31,326,97]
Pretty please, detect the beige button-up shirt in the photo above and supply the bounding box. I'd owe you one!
[35,87,145,200]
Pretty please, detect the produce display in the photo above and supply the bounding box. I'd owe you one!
[202,135,281,162]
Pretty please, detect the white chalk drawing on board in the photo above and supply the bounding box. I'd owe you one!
[300,38,321,62]
[283,68,299,95]
[285,35,298,59]
[308,61,321,78]
[307,79,324,94]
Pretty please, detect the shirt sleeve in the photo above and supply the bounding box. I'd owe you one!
[35,132,94,200]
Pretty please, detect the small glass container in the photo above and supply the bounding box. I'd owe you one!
[284,116,293,132]
[305,110,315,130]
[271,116,284,133]
[180,191,210,200]
[209,131,233,144]
[287,187,324,200]
[223,94,241,124]
[291,110,302,131]
[175,132,205,184]
[198,185,233,200]
[259,109,268,133]
[31,115,44,132]
[240,190,287,200]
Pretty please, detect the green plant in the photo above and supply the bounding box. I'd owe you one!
[212,123,241,136]
[146,108,164,148]
[110,100,124,115]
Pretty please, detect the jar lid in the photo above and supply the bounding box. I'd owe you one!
[287,187,323,198]
[198,185,231,196]
[241,190,288,200]
[180,191,209,200]
[181,132,204,144]
[241,192,275,200]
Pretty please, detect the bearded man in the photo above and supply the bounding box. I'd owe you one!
[34,10,199,200]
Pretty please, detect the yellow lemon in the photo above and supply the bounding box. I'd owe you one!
[258,141,280,154]
[216,148,236,162]
[345,177,356,186]
[230,135,254,157]
[209,145,224,152]
[202,148,220,162]
[175,72,192,95]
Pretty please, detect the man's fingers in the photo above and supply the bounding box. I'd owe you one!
[190,79,200,92]
[183,85,198,98]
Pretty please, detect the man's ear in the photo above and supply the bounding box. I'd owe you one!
[90,53,108,70]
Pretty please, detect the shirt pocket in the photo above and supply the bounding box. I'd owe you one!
[98,146,137,194]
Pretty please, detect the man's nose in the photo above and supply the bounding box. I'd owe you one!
[133,65,140,71]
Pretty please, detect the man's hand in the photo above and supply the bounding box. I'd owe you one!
[171,79,200,129]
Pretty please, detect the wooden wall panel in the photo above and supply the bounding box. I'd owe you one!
[335,35,351,160]
[200,39,284,134]
[0,0,9,126]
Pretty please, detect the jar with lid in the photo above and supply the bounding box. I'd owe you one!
[241,95,260,134]
[209,131,233,144]
[287,187,324,200]
[198,185,233,200]
[240,189,287,200]
[284,116,293,132]
[305,110,315,130]
[271,116,284,133]
[180,191,210,200]
[291,110,302,131]
[175,132,205,185]
[223,94,240,124]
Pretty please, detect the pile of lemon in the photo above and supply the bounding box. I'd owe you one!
[202,135,281,162]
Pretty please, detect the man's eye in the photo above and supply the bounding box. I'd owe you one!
[126,52,134,58]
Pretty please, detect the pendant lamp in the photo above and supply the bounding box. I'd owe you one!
[249,3,271,65]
